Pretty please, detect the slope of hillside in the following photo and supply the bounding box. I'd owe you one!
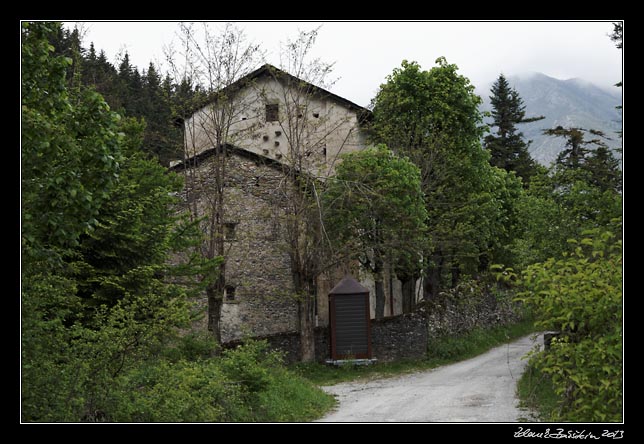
[478,73,622,166]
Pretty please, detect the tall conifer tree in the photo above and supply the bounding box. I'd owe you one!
[484,74,540,184]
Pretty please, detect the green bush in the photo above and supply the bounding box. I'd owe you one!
[162,331,219,362]
[112,360,245,422]
[107,339,332,422]
[517,229,622,422]
[220,340,282,401]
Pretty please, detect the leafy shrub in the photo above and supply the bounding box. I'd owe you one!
[112,360,245,422]
[517,229,622,422]
[220,340,282,399]
[163,331,219,362]
[109,340,331,422]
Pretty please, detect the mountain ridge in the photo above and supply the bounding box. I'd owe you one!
[477,72,622,166]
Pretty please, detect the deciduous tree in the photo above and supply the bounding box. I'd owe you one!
[323,145,428,319]
[370,58,509,297]
[21,21,212,421]
[165,22,263,344]
[259,28,360,360]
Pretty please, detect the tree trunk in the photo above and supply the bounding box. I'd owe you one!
[206,280,224,345]
[206,146,226,347]
[401,276,416,313]
[298,296,315,362]
[450,262,461,288]
[374,278,385,320]
[293,269,316,362]
[423,252,443,300]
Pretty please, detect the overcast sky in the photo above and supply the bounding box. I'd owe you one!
[63,21,622,108]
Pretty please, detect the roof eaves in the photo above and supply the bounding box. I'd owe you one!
[185,63,372,118]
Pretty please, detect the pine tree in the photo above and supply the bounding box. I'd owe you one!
[484,74,540,184]
[117,52,145,115]
[544,126,613,172]
[142,63,182,164]
[583,146,622,193]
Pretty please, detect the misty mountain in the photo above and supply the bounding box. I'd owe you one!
[477,72,622,166]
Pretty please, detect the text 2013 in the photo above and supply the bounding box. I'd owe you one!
[602,430,624,440]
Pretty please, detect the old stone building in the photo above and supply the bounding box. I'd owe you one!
[174,64,420,342]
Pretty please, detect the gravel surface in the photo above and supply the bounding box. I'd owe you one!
[317,333,543,423]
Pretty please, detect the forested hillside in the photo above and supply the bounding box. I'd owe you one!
[47,25,195,166]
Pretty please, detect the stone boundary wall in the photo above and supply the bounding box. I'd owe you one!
[223,291,523,364]
[222,327,329,364]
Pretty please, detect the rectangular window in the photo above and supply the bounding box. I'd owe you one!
[225,286,236,301]
[265,104,279,122]
[223,223,237,241]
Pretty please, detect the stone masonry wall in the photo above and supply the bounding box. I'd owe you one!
[370,308,429,362]
[371,289,522,362]
[223,287,523,363]
[223,327,329,365]
[180,150,298,342]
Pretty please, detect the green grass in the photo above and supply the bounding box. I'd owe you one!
[516,362,560,422]
[293,317,536,386]
[256,367,336,422]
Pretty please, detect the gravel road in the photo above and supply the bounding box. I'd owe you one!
[317,333,543,422]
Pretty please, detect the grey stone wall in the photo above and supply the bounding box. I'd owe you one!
[370,308,429,362]
[222,326,329,364]
[369,288,522,363]
[423,288,522,339]
[179,149,299,342]
[222,288,523,364]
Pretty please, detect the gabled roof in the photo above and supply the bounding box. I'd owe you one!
[186,63,372,122]
[169,143,286,174]
[329,275,370,295]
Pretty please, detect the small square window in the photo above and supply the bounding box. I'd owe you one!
[223,223,237,240]
[225,286,236,301]
[265,104,279,122]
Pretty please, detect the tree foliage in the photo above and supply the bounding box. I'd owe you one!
[50,25,185,166]
[516,229,622,422]
[483,74,540,184]
[323,145,428,318]
[21,21,217,421]
[610,22,623,50]
[370,59,520,296]
[512,120,622,268]
[22,22,121,254]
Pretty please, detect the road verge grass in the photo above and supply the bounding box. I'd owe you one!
[516,362,560,421]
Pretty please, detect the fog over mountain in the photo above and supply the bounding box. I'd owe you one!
[477,72,622,166]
